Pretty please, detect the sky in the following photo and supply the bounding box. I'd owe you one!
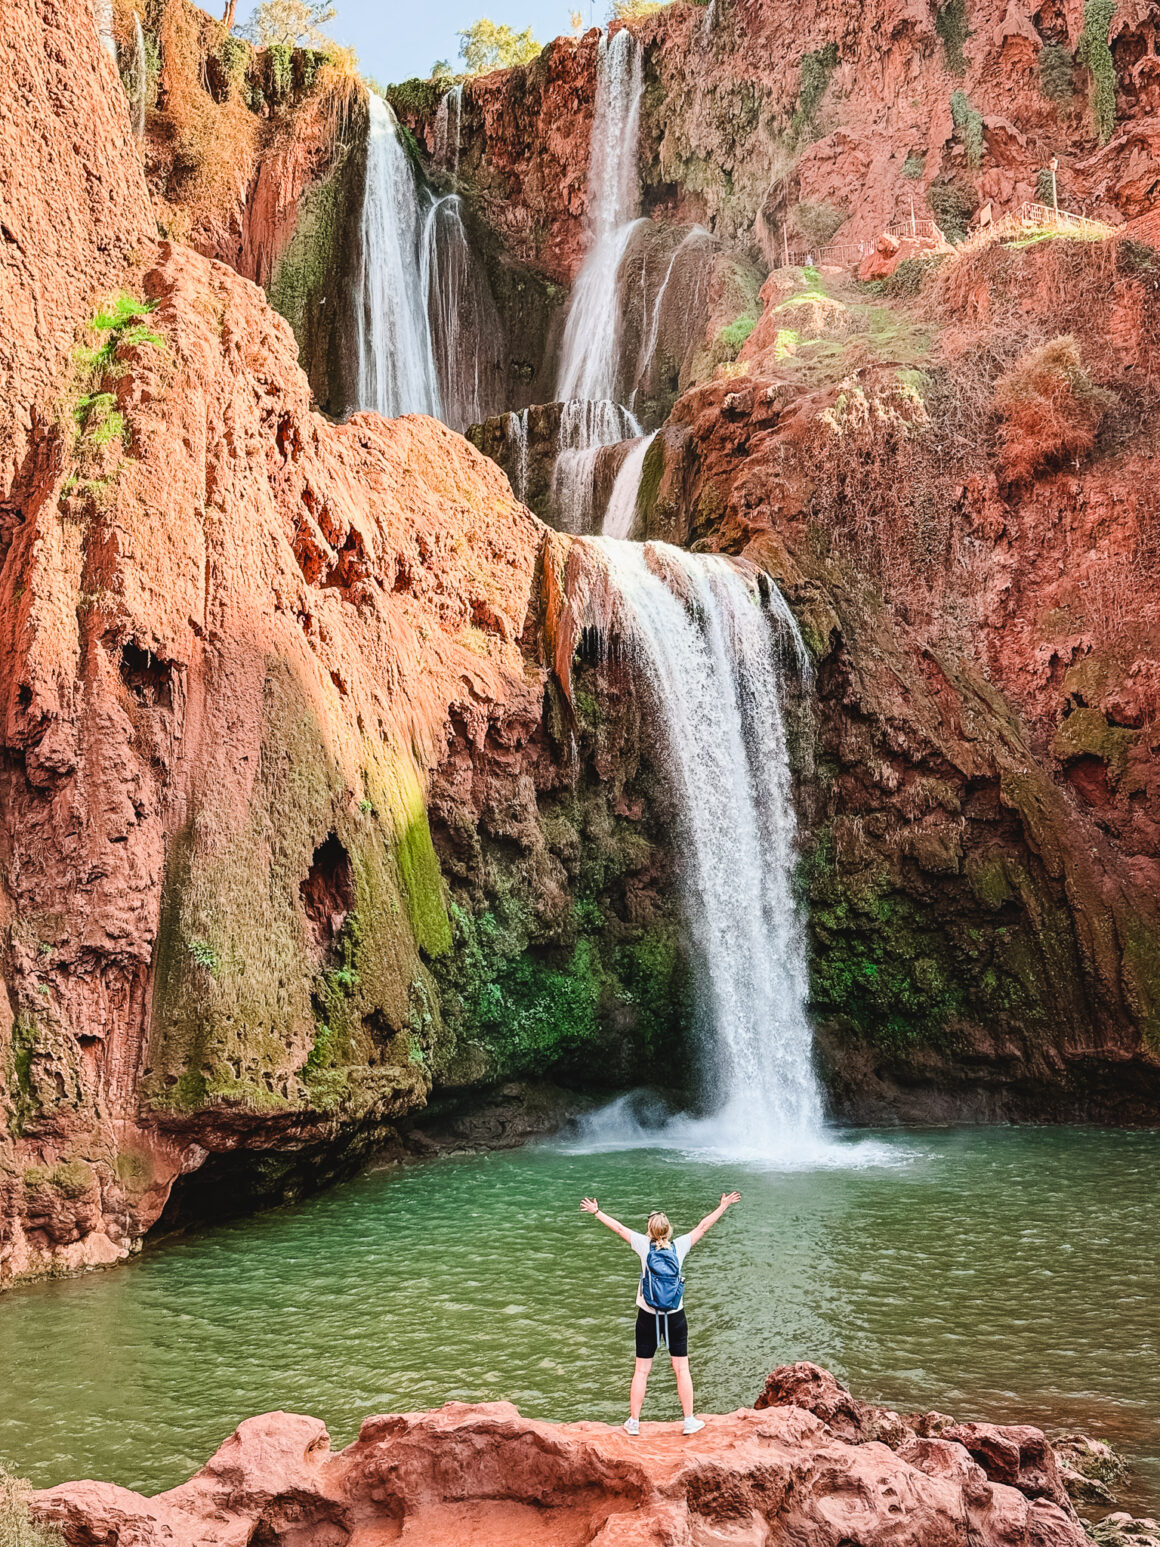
[233,0,602,84]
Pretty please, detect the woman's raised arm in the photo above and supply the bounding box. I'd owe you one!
[580,1197,634,1242]
[687,1190,741,1246]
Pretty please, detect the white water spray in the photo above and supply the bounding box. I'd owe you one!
[95,0,116,58]
[631,226,713,407]
[602,432,656,539]
[574,540,826,1158]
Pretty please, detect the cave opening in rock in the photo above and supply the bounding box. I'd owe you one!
[300,833,355,950]
[119,641,173,709]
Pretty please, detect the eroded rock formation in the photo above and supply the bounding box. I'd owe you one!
[30,1366,1100,1547]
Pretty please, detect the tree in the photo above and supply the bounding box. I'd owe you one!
[457,18,541,74]
[242,0,338,47]
[430,58,453,78]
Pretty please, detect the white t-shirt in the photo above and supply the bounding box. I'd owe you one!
[629,1231,693,1311]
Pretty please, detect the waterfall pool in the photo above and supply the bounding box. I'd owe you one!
[1,1125,1157,1507]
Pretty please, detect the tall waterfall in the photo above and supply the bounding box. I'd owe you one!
[356,93,442,419]
[557,29,644,403]
[552,29,646,529]
[421,194,502,432]
[356,93,499,430]
[578,540,825,1156]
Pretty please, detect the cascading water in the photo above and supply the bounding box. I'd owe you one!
[630,226,714,409]
[572,539,827,1159]
[434,83,463,175]
[551,400,640,533]
[602,432,656,539]
[95,0,116,57]
[356,93,442,419]
[421,194,502,431]
[551,28,646,529]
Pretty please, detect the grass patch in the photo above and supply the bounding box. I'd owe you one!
[1,1464,62,1545]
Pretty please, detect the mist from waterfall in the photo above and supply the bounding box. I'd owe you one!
[568,540,828,1161]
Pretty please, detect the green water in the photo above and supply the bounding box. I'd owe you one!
[1,1126,1157,1509]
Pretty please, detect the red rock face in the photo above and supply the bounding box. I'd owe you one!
[32,1386,1090,1547]
[398,0,1160,286]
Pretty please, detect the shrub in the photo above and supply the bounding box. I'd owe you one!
[935,0,970,74]
[950,89,985,166]
[0,1466,62,1546]
[992,335,1114,482]
[714,313,758,358]
[902,151,925,179]
[791,42,838,142]
[458,18,541,74]
[1039,41,1075,102]
[1076,0,1117,143]
[927,178,977,241]
[612,0,667,14]
[793,200,848,246]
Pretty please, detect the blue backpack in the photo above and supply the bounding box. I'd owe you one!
[641,1242,684,1312]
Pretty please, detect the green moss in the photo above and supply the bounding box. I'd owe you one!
[636,432,666,533]
[791,42,839,143]
[1052,707,1138,783]
[386,77,455,120]
[936,0,970,75]
[714,312,758,358]
[1076,0,1117,142]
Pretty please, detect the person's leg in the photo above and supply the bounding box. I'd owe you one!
[630,1357,653,1419]
[672,1356,694,1418]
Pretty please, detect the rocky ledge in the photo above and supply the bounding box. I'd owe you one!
[31,1363,1142,1547]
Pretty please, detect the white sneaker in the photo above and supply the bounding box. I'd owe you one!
[623,1417,640,1436]
[682,1416,705,1435]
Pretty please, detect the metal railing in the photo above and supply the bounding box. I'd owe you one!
[1016,201,1111,236]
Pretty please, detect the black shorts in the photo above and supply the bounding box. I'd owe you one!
[635,1307,688,1359]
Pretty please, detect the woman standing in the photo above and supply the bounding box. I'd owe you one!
[580,1191,741,1435]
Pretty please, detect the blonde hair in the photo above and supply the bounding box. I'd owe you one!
[647,1212,672,1245]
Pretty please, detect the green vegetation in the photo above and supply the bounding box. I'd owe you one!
[793,200,848,247]
[187,939,220,975]
[1038,41,1075,102]
[1076,0,1117,143]
[791,42,839,142]
[0,1466,62,1546]
[63,293,164,503]
[927,178,977,241]
[612,0,668,14]
[458,18,541,74]
[714,312,758,358]
[950,89,985,167]
[902,151,925,179]
[242,0,337,47]
[935,0,970,75]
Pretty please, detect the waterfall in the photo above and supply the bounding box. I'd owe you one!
[631,226,713,407]
[552,400,640,532]
[504,410,531,504]
[131,13,147,139]
[602,432,656,539]
[434,83,463,175]
[95,0,116,58]
[356,93,442,419]
[557,29,644,404]
[575,539,825,1157]
[421,193,502,432]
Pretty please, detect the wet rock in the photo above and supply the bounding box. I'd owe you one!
[1089,1512,1160,1547]
[1053,1434,1128,1506]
